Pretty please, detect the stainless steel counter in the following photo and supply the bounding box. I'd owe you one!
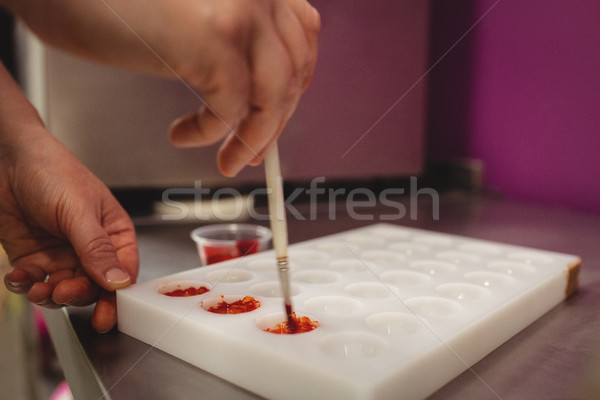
[43,193,600,399]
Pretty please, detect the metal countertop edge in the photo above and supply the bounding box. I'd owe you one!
[42,307,110,400]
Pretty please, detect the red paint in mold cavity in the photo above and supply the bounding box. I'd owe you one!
[264,313,319,334]
[206,296,260,314]
[163,286,210,297]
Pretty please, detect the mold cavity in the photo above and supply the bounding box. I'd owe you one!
[464,271,515,288]
[458,243,502,255]
[246,259,276,271]
[387,242,431,257]
[319,332,390,358]
[251,282,301,298]
[293,270,339,284]
[412,235,453,246]
[410,260,457,275]
[316,241,359,254]
[488,261,536,275]
[201,295,260,314]
[328,259,369,273]
[508,252,554,264]
[206,269,254,283]
[436,251,482,264]
[436,283,491,301]
[304,296,362,315]
[380,270,430,287]
[404,297,462,318]
[370,227,411,240]
[365,312,427,336]
[157,281,211,297]
[359,250,405,266]
[342,235,386,247]
[256,312,319,335]
[288,249,328,262]
[344,282,390,299]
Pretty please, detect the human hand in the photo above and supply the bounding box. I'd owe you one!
[0,123,139,333]
[3,0,320,177]
[165,0,321,177]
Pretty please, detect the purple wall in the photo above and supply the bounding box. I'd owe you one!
[428,0,600,214]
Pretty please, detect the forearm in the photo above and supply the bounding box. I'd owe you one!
[1,0,321,177]
[1,0,177,78]
[0,62,45,149]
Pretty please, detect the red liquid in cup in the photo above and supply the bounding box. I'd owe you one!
[203,239,260,265]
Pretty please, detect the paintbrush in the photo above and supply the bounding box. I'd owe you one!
[264,143,296,331]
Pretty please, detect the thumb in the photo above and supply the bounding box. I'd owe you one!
[69,220,132,292]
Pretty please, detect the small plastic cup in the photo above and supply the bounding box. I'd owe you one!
[191,224,272,265]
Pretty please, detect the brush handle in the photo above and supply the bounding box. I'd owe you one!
[264,143,288,259]
[264,142,295,326]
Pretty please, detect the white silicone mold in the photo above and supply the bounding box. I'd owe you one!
[117,223,580,400]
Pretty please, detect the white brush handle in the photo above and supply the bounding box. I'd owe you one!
[264,143,288,259]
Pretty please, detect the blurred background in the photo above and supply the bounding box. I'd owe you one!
[1,0,599,398]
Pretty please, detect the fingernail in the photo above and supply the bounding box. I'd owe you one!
[222,162,244,178]
[105,268,130,285]
[6,280,23,289]
[230,162,245,177]
[35,298,52,306]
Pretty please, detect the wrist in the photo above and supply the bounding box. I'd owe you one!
[0,62,48,151]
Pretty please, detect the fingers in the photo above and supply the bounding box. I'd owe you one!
[92,291,117,333]
[7,268,116,332]
[5,264,99,307]
[66,212,132,292]
[217,9,305,176]
[168,0,320,177]
[52,276,101,306]
[168,48,251,149]
[278,0,321,89]
[4,265,45,294]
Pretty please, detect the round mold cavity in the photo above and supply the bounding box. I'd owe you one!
[458,242,502,255]
[412,234,453,247]
[404,296,462,318]
[507,252,554,264]
[359,250,406,266]
[206,269,254,283]
[250,282,302,298]
[288,248,328,262]
[342,234,386,247]
[344,282,390,299]
[304,296,362,315]
[436,251,482,264]
[380,270,431,287]
[246,258,296,272]
[435,282,491,301]
[200,294,260,314]
[316,241,359,254]
[370,227,411,240]
[319,332,390,358]
[157,280,211,297]
[293,270,339,284]
[409,259,457,275]
[464,271,516,288]
[365,312,428,336]
[387,242,431,257]
[328,259,369,273]
[246,258,277,271]
[488,260,536,275]
[255,311,319,334]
